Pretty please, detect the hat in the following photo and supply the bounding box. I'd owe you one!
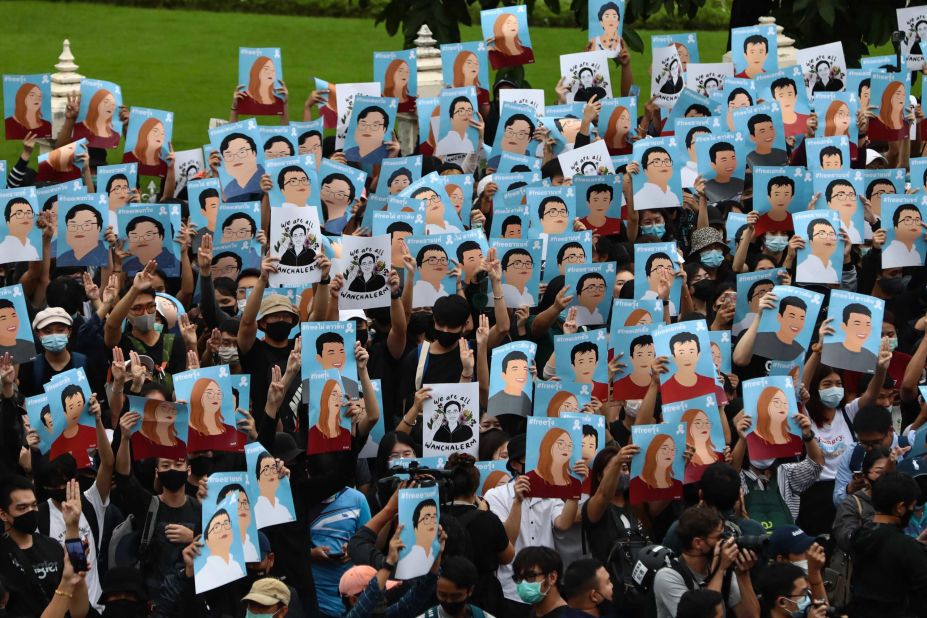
[258,531,272,559]
[123,354,155,373]
[769,525,815,557]
[272,432,302,463]
[100,566,147,602]
[507,433,526,462]
[339,565,400,596]
[257,294,298,321]
[705,205,725,226]
[32,307,73,331]
[242,577,291,607]
[689,226,727,255]
[477,174,495,197]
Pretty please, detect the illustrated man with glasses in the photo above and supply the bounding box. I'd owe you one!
[573,272,607,325]
[732,278,774,336]
[320,172,356,235]
[220,212,260,269]
[123,215,180,276]
[197,507,245,582]
[797,218,839,283]
[415,186,460,235]
[413,244,451,306]
[219,132,264,202]
[395,498,439,580]
[641,252,677,316]
[825,179,862,244]
[501,248,535,307]
[883,203,925,267]
[500,113,535,156]
[254,450,294,526]
[345,105,391,165]
[556,241,586,276]
[105,173,130,227]
[436,95,476,156]
[277,165,312,208]
[58,203,108,267]
[0,196,38,261]
[538,196,569,235]
[633,146,680,208]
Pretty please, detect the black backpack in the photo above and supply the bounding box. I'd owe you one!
[584,505,652,615]
[440,507,505,615]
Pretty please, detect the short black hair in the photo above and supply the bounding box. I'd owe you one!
[105,173,129,194]
[198,188,219,210]
[220,132,256,155]
[65,203,102,228]
[872,471,920,515]
[221,212,256,235]
[4,197,32,222]
[416,244,447,267]
[677,589,724,618]
[502,248,532,270]
[0,475,35,512]
[298,130,322,147]
[204,508,230,540]
[677,505,723,551]
[412,498,436,528]
[538,195,567,220]
[770,77,797,97]
[576,272,606,297]
[512,546,563,580]
[893,204,921,228]
[825,179,855,202]
[743,34,768,52]
[778,296,807,316]
[456,240,482,263]
[669,331,700,355]
[842,302,871,324]
[597,1,620,21]
[807,218,834,240]
[501,350,528,373]
[448,96,472,119]
[642,146,671,170]
[357,106,389,132]
[866,178,895,200]
[386,220,413,237]
[586,183,613,202]
[504,113,536,134]
[709,142,736,164]
[387,167,412,187]
[557,242,584,264]
[316,331,344,356]
[727,88,752,105]
[216,483,247,503]
[699,462,741,511]
[748,278,774,300]
[212,251,242,270]
[747,113,773,135]
[322,172,357,204]
[570,341,599,365]
[255,451,274,482]
[629,334,653,354]
[767,175,794,195]
[277,165,308,190]
[440,555,479,590]
[560,557,604,601]
[685,126,711,149]
[127,216,164,237]
[263,135,294,155]
[853,404,893,436]
[501,215,522,235]
[819,145,843,164]
[645,252,672,275]
[684,104,711,117]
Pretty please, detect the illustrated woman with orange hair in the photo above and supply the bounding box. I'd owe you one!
[482,469,512,496]
[131,399,187,460]
[419,105,441,157]
[745,385,802,458]
[545,391,580,417]
[452,50,490,110]
[236,56,286,116]
[5,82,51,139]
[308,378,351,453]
[603,105,633,155]
[383,58,417,113]
[629,433,682,502]
[37,140,84,183]
[868,80,908,141]
[486,12,535,70]
[73,88,119,149]
[822,100,851,138]
[187,378,244,452]
[122,117,168,177]
[524,427,583,499]
[623,308,653,327]
[681,408,724,483]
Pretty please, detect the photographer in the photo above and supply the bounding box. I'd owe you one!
[756,562,832,618]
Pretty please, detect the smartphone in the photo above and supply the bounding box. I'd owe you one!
[65,538,88,573]
[629,84,641,98]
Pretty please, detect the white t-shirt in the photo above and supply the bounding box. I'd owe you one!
[882,239,922,268]
[813,397,860,481]
[501,283,535,308]
[255,495,294,527]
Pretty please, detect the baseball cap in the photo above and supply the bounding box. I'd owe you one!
[769,525,815,557]
[257,294,298,321]
[339,565,400,596]
[32,307,73,331]
[242,577,291,607]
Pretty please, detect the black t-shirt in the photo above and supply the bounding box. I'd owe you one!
[241,338,298,428]
[581,500,643,565]
[533,605,571,618]
[444,503,509,573]
[119,331,187,376]
[366,337,408,428]
[0,533,64,616]
[398,341,473,411]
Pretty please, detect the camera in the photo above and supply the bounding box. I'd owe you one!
[892,30,906,46]
[720,530,769,553]
[377,461,456,490]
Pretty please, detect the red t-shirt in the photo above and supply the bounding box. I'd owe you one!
[579,216,623,237]
[49,424,97,468]
[660,373,717,404]
[754,212,794,237]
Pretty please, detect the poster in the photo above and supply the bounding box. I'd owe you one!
[633,242,683,317]
[268,205,324,287]
[652,32,700,65]
[25,393,56,454]
[318,158,367,235]
[174,365,243,453]
[490,102,538,162]
[685,63,734,99]
[44,368,95,467]
[756,66,811,137]
[525,416,584,500]
[693,131,747,204]
[266,155,319,209]
[440,42,490,106]
[436,87,480,157]
[558,140,615,179]
[554,328,609,385]
[733,270,779,337]
[609,298,662,330]
[481,5,535,69]
[754,285,823,362]
[559,51,612,104]
[805,136,850,171]
[526,185,575,236]
[358,379,385,459]
[898,6,927,70]
[750,167,810,236]
[487,341,536,418]
[122,107,173,177]
[244,441,296,528]
[209,119,265,202]
[334,82,382,149]
[631,137,682,209]
[36,138,87,183]
[859,168,905,219]
[97,163,137,229]
[663,393,725,483]
[610,324,655,401]
[542,231,592,282]
[629,423,685,504]
[812,92,858,144]
[3,73,52,140]
[377,155,423,195]
[306,369,352,454]
[794,209,842,284]
[475,460,510,496]
[573,174,622,236]
[0,187,41,264]
[55,192,108,267]
[490,237,542,308]
[588,0,625,58]
[869,72,910,142]
[0,283,35,364]
[194,490,246,593]
[651,45,684,109]
[488,203,529,239]
[796,42,847,97]
[405,234,457,308]
[374,49,418,113]
[187,178,221,242]
[293,118,324,162]
[343,95,398,168]
[259,125,298,159]
[652,320,717,404]
[821,290,884,374]
[206,472,261,563]
[881,194,927,268]
[339,234,392,309]
[731,25,778,79]
[533,381,592,417]
[742,376,803,459]
[812,170,864,244]
[395,486,441,579]
[118,202,182,277]
[732,103,788,170]
[422,382,479,457]
[708,331,731,379]
[237,47,285,116]
[562,262,616,326]
[76,78,123,149]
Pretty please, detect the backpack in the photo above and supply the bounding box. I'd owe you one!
[107,495,160,573]
[440,507,505,615]
[583,504,652,615]
[31,351,87,390]
[37,493,100,552]
[824,494,862,611]
[743,470,794,534]
[127,333,175,392]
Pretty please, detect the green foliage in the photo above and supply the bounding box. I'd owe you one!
[360,0,476,48]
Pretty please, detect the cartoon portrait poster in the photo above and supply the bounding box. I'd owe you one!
[44,368,95,467]
[754,285,824,362]
[881,194,927,269]
[76,78,123,149]
[266,154,319,209]
[416,96,439,150]
[822,290,885,374]
[497,151,542,177]
[343,95,399,169]
[859,168,905,220]
[559,51,613,104]
[404,234,459,308]
[733,270,779,337]
[756,66,812,137]
[440,42,490,112]
[633,241,683,317]
[237,47,285,117]
[208,119,266,203]
[897,6,927,70]
[725,211,749,252]
[562,410,606,493]
[554,328,610,386]
[558,140,616,180]
[610,324,655,402]
[245,441,297,528]
[25,393,56,454]
[436,87,480,157]
[307,369,352,454]
[300,319,358,393]
[795,42,847,98]
[487,341,536,418]
[335,82,382,149]
[610,298,662,332]
[127,395,189,461]
[562,262,616,327]
[0,284,35,364]
[174,365,242,453]
[526,185,576,237]
[206,471,261,563]
[663,393,725,483]
[489,237,543,309]
[187,177,221,239]
[731,25,779,79]
[268,204,324,287]
[685,63,734,99]
[708,330,732,378]
[631,136,683,209]
[56,192,108,268]
[651,45,684,109]
[377,156,423,198]
[422,382,479,458]
[0,187,42,265]
[3,73,52,140]
[358,379,386,459]
[525,416,584,500]
[793,209,843,284]
[194,491,246,593]
[588,0,625,58]
[172,148,204,198]
[339,234,392,310]
[533,380,592,418]
[629,423,685,504]
[37,138,87,183]
[480,5,535,70]
[693,132,748,200]
[122,107,173,177]
[812,170,865,245]
[371,209,425,267]
[652,320,717,405]
[751,166,812,222]
[97,163,138,228]
[118,202,182,277]
[258,124,298,160]
[489,203,529,240]
[812,92,859,144]
[742,376,803,460]
[596,97,637,156]
[543,230,592,282]
[319,158,367,235]
[395,486,441,580]
[490,102,538,163]
[731,103,788,170]
[651,32,700,64]
[211,237,257,283]
[869,72,910,142]
[374,50,418,113]
[475,460,510,497]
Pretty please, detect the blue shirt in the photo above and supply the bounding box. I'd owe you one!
[311,488,371,617]
[123,247,180,277]
[224,164,266,201]
[57,241,109,267]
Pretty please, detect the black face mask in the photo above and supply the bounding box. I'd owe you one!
[44,487,66,503]
[615,473,631,495]
[221,305,239,319]
[102,600,148,617]
[429,325,461,348]
[189,457,213,477]
[440,601,468,616]
[691,279,715,302]
[158,469,187,492]
[880,275,906,295]
[9,509,38,534]
[264,321,294,342]
[356,329,369,347]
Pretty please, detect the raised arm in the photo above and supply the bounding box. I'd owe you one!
[355,342,380,436]
[733,291,777,367]
[858,340,892,408]
[385,270,407,361]
[239,256,279,355]
[104,260,158,349]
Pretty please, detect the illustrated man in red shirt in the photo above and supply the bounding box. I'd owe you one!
[660,331,717,404]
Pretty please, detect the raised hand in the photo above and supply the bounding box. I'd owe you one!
[459,339,474,376]
[133,260,159,291]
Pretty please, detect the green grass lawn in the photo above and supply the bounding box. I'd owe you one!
[0,1,894,165]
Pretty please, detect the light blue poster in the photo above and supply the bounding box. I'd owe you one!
[674,115,721,189]
[374,50,418,109]
[723,212,748,252]
[44,367,94,467]
[708,331,731,377]
[543,230,592,282]
[596,96,636,152]
[244,441,296,528]
[174,365,240,453]
[405,234,459,308]
[651,33,700,64]
[489,203,529,239]
[609,324,655,402]
[652,320,717,405]
[372,208,424,239]
[732,103,787,170]
[812,92,858,144]
[754,285,824,362]
[881,194,927,269]
[494,171,539,209]
[693,131,747,203]
[794,209,842,284]
[118,202,182,276]
[76,78,123,149]
[860,168,905,220]
[122,107,172,177]
[526,185,575,237]
[533,380,592,417]
[209,119,265,203]
[631,136,682,210]
[300,321,358,399]
[37,138,88,183]
[822,290,884,374]
[3,73,52,140]
[194,491,246,593]
[359,379,386,459]
[751,166,811,222]
[588,0,626,58]
[804,136,850,171]
[475,460,510,497]
[206,472,260,563]
[0,186,41,264]
[574,174,622,233]
[490,237,542,308]
[525,416,584,500]
[733,270,780,337]
[731,25,778,78]
[0,284,35,364]
[127,395,188,460]
[562,262,615,327]
[869,72,909,139]
[609,298,662,330]
[97,163,137,228]
[343,95,398,168]
[266,155,319,209]
[911,157,927,195]
[400,172,464,235]
[686,63,732,100]
[56,192,108,267]
[663,392,725,482]
[554,328,609,385]
[26,393,56,454]
[664,89,713,134]
[629,423,685,504]
[395,486,440,580]
[187,178,221,237]
[742,375,803,459]
[259,125,298,160]
[845,69,871,111]
[319,158,367,235]
[291,119,324,162]
[416,97,439,149]
[487,341,537,418]
[440,42,490,102]
[634,242,682,317]
[813,170,865,245]
[212,237,257,280]
[756,66,811,137]
[378,155,423,195]
[237,47,285,117]
[490,102,537,161]
[496,151,541,175]
[480,5,535,70]
[437,174,474,228]
[561,411,607,467]
[436,87,479,157]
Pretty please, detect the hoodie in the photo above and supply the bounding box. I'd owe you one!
[850,522,927,617]
[832,490,874,553]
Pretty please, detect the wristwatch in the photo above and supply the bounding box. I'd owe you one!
[319,276,331,285]
[802,431,816,443]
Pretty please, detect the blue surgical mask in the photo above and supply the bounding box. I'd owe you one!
[154,322,164,334]
[699,249,724,269]
[516,580,548,605]
[888,336,898,352]
[788,592,812,618]
[641,223,665,238]
[765,235,788,253]
[40,334,68,352]
[818,386,845,408]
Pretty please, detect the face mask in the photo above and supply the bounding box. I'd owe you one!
[7,509,38,534]
[888,337,898,352]
[40,334,68,352]
[791,559,809,574]
[129,313,156,332]
[264,321,293,342]
[430,326,461,348]
[356,329,369,347]
[616,472,631,494]
[765,235,788,253]
[221,305,239,319]
[818,386,845,408]
[153,322,164,334]
[439,601,468,615]
[217,347,239,364]
[245,610,280,618]
[238,298,248,311]
[880,275,905,295]
[103,600,148,618]
[516,580,547,605]
[699,249,724,269]
[641,223,666,238]
[44,487,66,503]
[786,593,811,618]
[624,400,642,418]
[158,469,187,492]
[691,279,715,302]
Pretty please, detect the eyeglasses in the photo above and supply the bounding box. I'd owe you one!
[202,389,222,401]
[504,128,530,139]
[129,231,161,242]
[214,264,239,276]
[899,216,923,226]
[321,187,350,201]
[224,228,254,239]
[67,221,99,232]
[259,464,278,478]
[453,107,474,117]
[561,254,585,263]
[283,177,309,187]
[358,121,385,131]
[581,284,606,294]
[422,256,449,266]
[647,158,673,168]
[859,434,887,448]
[416,513,437,524]
[812,231,837,240]
[513,571,547,584]
[648,265,673,275]
[208,520,232,535]
[543,207,568,218]
[831,191,857,201]
[129,303,157,316]
[223,147,254,161]
[507,259,533,269]
[109,185,129,195]
[9,209,34,220]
